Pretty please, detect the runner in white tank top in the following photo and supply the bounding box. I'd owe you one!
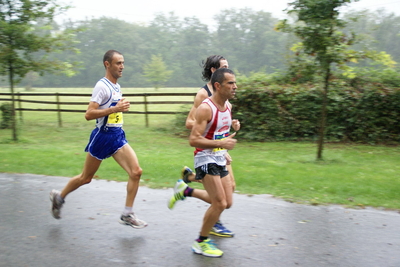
[167,56,240,241]
[194,98,232,168]
[49,50,147,229]
[188,68,238,257]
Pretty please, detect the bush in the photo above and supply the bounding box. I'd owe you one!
[231,84,322,141]
[345,67,400,88]
[171,71,400,144]
[171,105,191,137]
[230,79,400,144]
[0,102,13,129]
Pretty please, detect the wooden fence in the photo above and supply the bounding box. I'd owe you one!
[0,92,196,127]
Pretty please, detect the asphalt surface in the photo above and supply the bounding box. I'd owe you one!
[0,173,399,267]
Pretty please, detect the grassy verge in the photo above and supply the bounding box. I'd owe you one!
[1,88,399,210]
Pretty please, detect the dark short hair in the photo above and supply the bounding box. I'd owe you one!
[211,68,235,91]
[201,55,226,82]
[103,50,122,68]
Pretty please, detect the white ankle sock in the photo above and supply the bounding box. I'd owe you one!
[123,206,132,215]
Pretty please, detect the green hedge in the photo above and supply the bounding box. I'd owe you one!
[0,102,13,129]
[231,81,400,144]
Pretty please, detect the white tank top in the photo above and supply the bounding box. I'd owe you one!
[90,77,124,129]
[194,98,232,168]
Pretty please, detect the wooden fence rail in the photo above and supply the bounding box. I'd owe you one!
[0,92,195,127]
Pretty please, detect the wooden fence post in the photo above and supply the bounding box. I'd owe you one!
[144,94,149,127]
[56,93,62,127]
[17,93,23,122]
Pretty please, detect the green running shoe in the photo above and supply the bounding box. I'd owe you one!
[167,179,188,209]
[192,239,223,258]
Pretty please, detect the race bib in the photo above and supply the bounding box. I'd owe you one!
[212,132,229,152]
[107,112,123,125]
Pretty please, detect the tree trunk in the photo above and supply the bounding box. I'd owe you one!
[317,67,330,160]
[8,61,18,141]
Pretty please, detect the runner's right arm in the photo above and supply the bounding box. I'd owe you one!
[85,98,129,121]
[185,89,209,129]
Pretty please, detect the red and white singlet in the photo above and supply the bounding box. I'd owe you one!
[194,98,232,168]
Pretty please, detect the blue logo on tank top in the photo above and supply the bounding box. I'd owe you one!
[214,132,229,140]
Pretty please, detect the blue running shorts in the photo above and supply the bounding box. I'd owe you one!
[85,127,127,160]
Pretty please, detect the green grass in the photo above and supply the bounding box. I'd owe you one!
[1,87,400,210]
[230,142,400,208]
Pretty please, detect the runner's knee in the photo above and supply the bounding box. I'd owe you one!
[129,167,142,181]
[80,175,93,185]
[214,199,227,211]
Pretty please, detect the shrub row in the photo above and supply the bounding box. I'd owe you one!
[0,103,13,129]
[231,81,400,144]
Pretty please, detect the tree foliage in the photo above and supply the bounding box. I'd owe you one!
[0,0,80,81]
[213,8,287,73]
[2,7,398,89]
[143,54,173,89]
[8,8,291,88]
[276,0,397,159]
[0,0,80,140]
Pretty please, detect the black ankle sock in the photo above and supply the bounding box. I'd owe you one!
[184,187,194,197]
[196,236,208,242]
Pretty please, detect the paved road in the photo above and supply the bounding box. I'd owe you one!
[0,173,399,267]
